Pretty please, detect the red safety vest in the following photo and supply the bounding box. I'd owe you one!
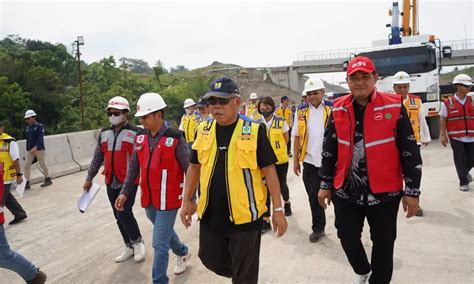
[332,91,404,194]
[445,95,474,138]
[0,166,4,225]
[100,125,138,185]
[135,129,184,210]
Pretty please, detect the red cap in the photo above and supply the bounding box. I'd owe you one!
[347,56,376,76]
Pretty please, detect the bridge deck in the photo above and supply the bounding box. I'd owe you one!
[0,141,473,283]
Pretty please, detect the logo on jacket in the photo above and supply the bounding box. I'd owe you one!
[165,137,174,147]
[136,135,145,144]
[385,113,392,119]
[374,113,383,121]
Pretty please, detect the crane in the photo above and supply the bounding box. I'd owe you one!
[388,0,419,45]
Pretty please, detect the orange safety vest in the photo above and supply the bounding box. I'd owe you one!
[332,91,403,194]
[445,95,474,138]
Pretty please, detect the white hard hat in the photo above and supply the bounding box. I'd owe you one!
[24,109,37,119]
[303,78,325,95]
[393,71,410,85]
[326,92,334,98]
[106,96,130,111]
[250,93,258,100]
[135,92,167,117]
[183,98,196,109]
[301,91,307,97]
[453,74,472,87]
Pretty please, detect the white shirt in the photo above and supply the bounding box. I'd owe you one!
[292,103,327,167]
[439,94,474,143]
[263,115,289,133]
[4,140,20,185]
[404,97,431,144]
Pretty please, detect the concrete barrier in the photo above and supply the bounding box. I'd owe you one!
[67,130,99,170]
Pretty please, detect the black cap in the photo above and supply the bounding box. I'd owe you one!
[281,96,289,102]
[204,76,240,99]
[196,97,209,107]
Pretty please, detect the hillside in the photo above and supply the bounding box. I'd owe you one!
[440,66,474,85]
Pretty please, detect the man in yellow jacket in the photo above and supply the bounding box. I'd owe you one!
[275,95,293,157]
[180,76,287,284]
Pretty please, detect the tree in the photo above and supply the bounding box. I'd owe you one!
[0,76,31,138]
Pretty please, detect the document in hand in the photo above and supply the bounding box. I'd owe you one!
[15,178,27,198]
[78,183,101,213]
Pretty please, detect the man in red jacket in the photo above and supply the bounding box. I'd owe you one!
[318,56,421,284]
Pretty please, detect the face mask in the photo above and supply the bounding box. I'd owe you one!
[109,114,124,126]
[185,109,193,115]
[261,111,273,118]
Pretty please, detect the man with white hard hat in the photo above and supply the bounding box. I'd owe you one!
[292,77,331,243]
[393,71,431,216]
[23,109,52,189]
[179,98,199,148]
[440,74,474,191]
[83,96,145,263]
[245,92,262,120]
[116,92,191,283]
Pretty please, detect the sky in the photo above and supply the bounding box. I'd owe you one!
[1,0,472,85]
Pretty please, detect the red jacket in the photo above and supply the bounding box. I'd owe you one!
[445,95,474,138]
[332,91,404,194]
[100,124,139,185]
[135,129,184,210]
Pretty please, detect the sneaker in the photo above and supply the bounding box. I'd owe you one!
[132,241,145,262]
[40,177,52,187]
[8,215,27,225]
[284,202,292,217]
[467,173,472,183]
[25,181,31,190]
[459,184,470,192]
[309,230,325,243]
[352,272,370,284]
[27,268,47,284]
[115,246,134,263]
[416,207,424,217]
[174,253,191,275]
[261,220,272,234]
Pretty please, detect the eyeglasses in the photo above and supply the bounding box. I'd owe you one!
[107,112,122,117]
[207,96,236,106]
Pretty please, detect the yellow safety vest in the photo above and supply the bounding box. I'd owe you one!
[403,95,422,143]
[296,103,331,162]
[0,133,17,183]
[192,116,267,225]
[181,113,200,143]
[267,116,289,165]
[275,106,293,127]
[245,103,262,121]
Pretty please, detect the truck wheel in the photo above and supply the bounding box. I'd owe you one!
[427,116,440,139]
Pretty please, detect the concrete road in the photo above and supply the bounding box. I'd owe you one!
[1,140,473,283]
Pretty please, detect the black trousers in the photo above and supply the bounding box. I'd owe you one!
[287,128,292,154]
[263,162,290,217]
[106,185,142,246]
[2,184,27,219]
[302,163,325,233]
[333,195,400,284]
[199,226,261,284]
[450,138,474,186]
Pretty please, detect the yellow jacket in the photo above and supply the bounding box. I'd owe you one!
[181,113,200,143]
[403,95,422,143]
[193,116,267,225]
[0,133,17,183]
[267,116,289,165]
[275,106,293,127]
[245,103,262,121]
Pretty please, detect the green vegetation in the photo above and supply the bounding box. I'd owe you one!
[0,35,211,139]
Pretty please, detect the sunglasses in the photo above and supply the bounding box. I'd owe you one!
[107,112,122,117]
[207,96,236,106]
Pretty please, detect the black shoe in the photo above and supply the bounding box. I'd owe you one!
[25,181,31,190]
[41,177,52,187]
[309,230,325,243]
[27,268,47,284]
[284,203,292,216]
[9,215,27,225]
[261,220,272,234]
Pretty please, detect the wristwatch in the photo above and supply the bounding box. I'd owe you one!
[273,207,284,212]
[16,173,23,176]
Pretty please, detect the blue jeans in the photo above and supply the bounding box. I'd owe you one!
[0,225,37,281]
[145,207,188,284]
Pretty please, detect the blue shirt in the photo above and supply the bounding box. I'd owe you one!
[26,122,45,151]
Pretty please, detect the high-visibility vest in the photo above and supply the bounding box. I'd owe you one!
[0,170,4,225]
[267,116,289,165]
[332,91,404,194]
[0,133,17,183]
[193,115,267,225]
[134,128,184,210]
[403,94,422,143]
[296,103,331,162]
[275,106,293,127]
[99,124,138,185]
[445,95,474,138]
[245,103,262,120]
[181,113,200,143]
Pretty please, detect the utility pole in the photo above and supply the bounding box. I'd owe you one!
[75,36,85,130]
